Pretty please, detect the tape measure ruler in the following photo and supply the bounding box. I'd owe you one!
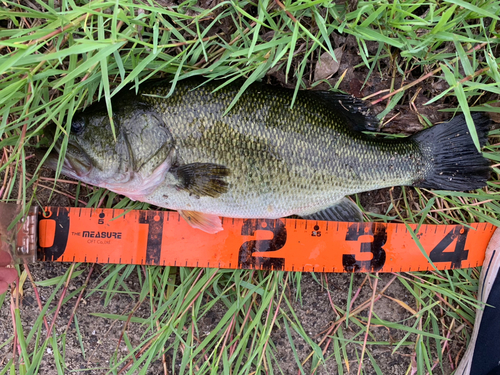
[19,205,492,273]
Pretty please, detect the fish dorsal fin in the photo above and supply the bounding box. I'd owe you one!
[309,91,379,132]
[179,210,224,233]
[299,197,363,222]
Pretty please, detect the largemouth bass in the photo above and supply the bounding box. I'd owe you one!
[41,79,490,233]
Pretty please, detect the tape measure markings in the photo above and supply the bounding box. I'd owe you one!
[37,206,496,272]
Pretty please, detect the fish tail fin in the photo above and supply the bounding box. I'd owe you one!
[412,113,491,191]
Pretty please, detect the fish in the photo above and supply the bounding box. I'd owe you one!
[39,78,491,233]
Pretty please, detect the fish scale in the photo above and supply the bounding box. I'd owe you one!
[140,81,422,216]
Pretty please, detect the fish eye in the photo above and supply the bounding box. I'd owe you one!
[70,117,85,135]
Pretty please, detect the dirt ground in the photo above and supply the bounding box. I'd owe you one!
[2,263,456,375]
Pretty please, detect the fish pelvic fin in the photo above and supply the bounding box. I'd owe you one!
[179,210,224,233]
[412,113,491,191]
[298,197,363,222]
[171,163,230,198]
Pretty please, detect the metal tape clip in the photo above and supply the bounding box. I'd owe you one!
[0,203,38,264]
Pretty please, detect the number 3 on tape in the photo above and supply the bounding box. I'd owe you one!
[342,223,387,272]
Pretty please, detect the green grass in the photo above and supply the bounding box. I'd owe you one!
[1,0,500,374]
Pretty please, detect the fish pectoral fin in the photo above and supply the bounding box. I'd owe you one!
[171,163,230,198]
[179,210,224,233]
[299,197,363,222]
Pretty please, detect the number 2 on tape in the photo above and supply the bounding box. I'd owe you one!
[238,219,286,270]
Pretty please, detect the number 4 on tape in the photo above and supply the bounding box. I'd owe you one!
[429,227,469,269]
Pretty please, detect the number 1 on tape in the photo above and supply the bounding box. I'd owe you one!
[37,207,495,272]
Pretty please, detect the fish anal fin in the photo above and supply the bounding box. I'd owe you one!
[179,210,224,233]
[299,197,363,222]
[172,163,230,198]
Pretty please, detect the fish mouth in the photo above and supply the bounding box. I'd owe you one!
[37,146,92,178]
[37,126,92,178]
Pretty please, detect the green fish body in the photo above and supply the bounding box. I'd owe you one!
[42,79,490,232]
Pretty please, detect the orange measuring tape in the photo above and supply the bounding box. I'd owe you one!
[37,207,496,273]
